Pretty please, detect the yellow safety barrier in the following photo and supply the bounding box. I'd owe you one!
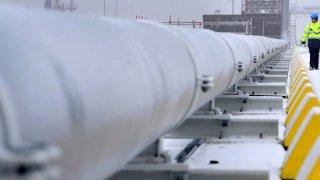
[292,56,303,64]
[291,60,305,73]
[286,83,315,126]
[281,48,320,179]
[289,68,308,88]
[291,64,305,78]
[288,77,313,107]
[291,64,301,73]
[288,77,311,111]
[308,161,320,180]
[291,62,305,76]
[288,73,309,102]
[291,56,303,65]
[281,108,320,179]
[284,93,320,147]
[296,137,320,180]
[290,60,306,79]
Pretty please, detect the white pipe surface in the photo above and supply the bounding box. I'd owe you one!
[217,33,253,86]
[0,5,287,180]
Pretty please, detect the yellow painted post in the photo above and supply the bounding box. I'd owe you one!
[284,93,319,147]
[281,108,320,179]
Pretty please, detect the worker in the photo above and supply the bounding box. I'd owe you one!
[302,13,320,70]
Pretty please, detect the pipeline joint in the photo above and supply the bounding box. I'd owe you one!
[237,61,244,72]
[253,56,258,63]
[0,142,61,179]
[0,79,61,179]
[198,75,214,93]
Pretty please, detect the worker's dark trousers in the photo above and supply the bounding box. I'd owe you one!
[309,47,320,68]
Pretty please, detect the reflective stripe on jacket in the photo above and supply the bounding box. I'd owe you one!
[302,22,320,48]
[302,22,320,42]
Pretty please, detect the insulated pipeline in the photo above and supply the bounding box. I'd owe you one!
[0,4,287,180]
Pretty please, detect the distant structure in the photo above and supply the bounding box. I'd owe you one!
[203,0,284,38]
[44,0,77,11]
[241,0,280,14]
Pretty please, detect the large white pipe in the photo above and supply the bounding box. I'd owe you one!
[0,5,287,180]
[217,33,253,86]
[237,35,261,72]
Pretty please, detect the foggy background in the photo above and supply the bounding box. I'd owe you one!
[0,0,242,21]
[1,0,319,43]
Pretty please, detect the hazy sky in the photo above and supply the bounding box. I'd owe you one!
[0,0,242,21]
[1,0,318,22]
